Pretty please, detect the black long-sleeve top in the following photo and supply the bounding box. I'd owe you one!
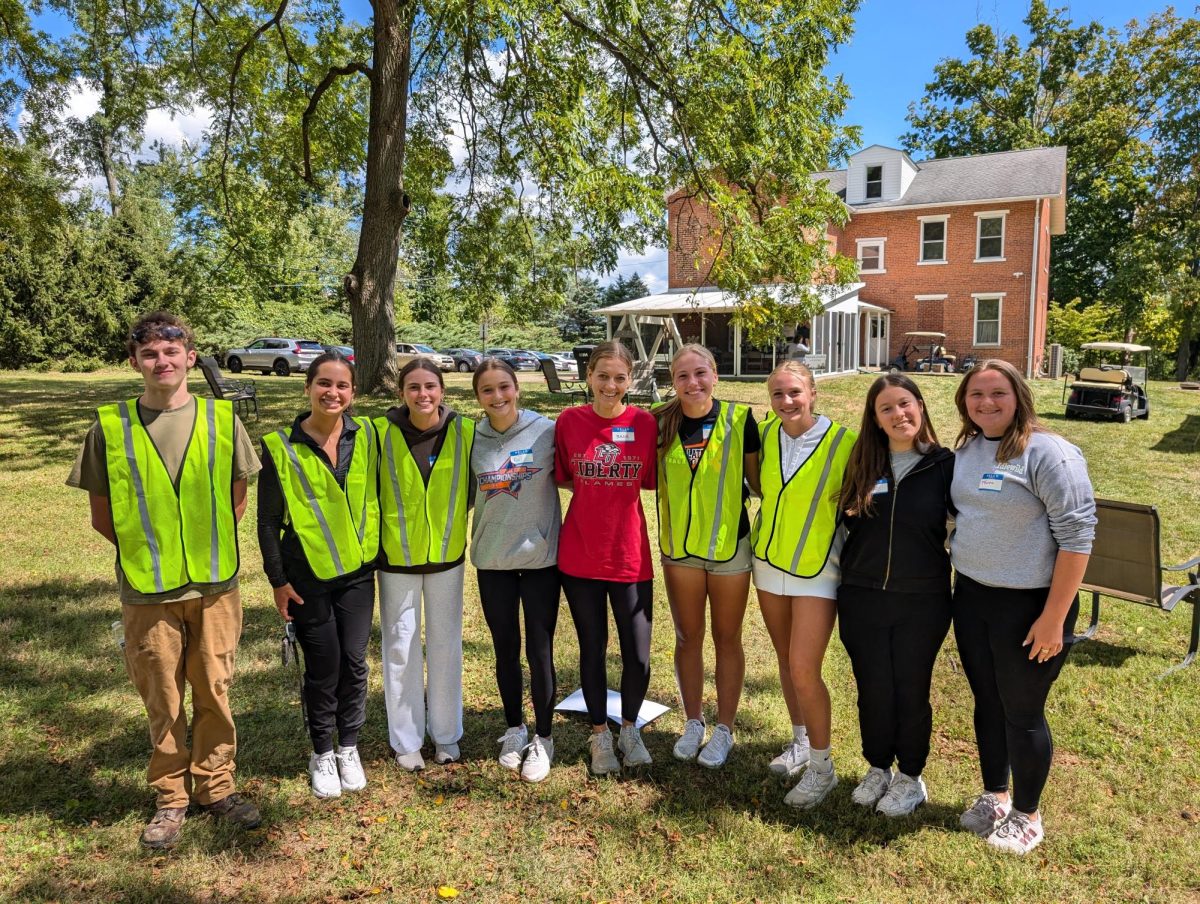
[257,412,375,590]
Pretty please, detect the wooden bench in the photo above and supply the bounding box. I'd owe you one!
[540,358,588,401]
[198,356,258,419]
[1074,497,1200,676]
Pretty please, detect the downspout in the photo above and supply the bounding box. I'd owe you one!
[1027,199,1042,378]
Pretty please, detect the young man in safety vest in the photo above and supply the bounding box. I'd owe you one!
[67,311,262,850]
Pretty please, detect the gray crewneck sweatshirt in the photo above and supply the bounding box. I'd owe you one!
[469,409,561,570]
[950,431,1096,589]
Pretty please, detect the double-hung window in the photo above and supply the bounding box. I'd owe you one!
[865,165,883,200]
[972,294,1004,346]
[856,238,886,274]
[919,215,948,263]
[975,211,1007,261]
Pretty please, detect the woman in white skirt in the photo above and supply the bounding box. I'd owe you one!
[751,361,856,809]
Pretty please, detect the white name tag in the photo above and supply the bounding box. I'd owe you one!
[701,424,712,441]
[612,426,634,443]
[510,448,533,465]
[978,473,1004,492]
[871,478,889,496]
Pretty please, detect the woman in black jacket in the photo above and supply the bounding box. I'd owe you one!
[837,374,954,817]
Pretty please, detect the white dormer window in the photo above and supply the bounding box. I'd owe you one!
[918,215,949,264]
[975,210,1007,261]
[856,237,886,274]
[865,165,883,200]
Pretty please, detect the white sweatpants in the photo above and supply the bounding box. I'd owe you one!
[378,565,465,755]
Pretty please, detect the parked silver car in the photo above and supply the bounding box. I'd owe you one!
[225,338,326,376]
[397,343,455,371]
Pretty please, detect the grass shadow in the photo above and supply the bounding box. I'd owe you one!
[1151,414,1200,454]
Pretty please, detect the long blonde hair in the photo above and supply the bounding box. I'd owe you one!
[654,343,718,458]
[954,359,1044,462]
[767,360,816,393]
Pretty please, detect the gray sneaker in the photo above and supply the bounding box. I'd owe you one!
[960,792,1012,837]
[309,751,342,799]
[395,749,426,772]
[986,809,1044,855]
[521,735,554,783]
[876,772,926,817]
[618,724,653,767]
[672,719,706,761]
[697,724,734,769]
[589,729,620,775]
[335,745,367,792]
[434,742,460,764]
[850,766,892,807]
[768,738,811,782]
[497,725,528,772]
[783,762,837,809]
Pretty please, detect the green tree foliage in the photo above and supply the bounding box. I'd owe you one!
[556,276,606,346]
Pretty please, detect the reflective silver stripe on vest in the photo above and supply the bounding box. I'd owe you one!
[118,400,165,593]
[383,427,412,565]
[278,429,345,576]
[705,402,739,559]
[355,419,375,544]
[439,419,464,560]
[789,426,848,573]
[205,399,221,581]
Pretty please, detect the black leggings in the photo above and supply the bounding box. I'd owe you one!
[837,585,951,776]
[561,574,653,725]
[952,573,1079,814]
[477,566,561,738]
[288,572,375,755]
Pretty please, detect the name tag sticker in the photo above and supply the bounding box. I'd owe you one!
[871,478,889,496]
[612,426,635,443]
[510,448,533,465]
[979,473,1005,492]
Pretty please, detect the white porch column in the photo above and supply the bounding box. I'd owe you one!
[733,320,742,376]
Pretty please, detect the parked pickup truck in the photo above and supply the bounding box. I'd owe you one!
[397,343,455,371]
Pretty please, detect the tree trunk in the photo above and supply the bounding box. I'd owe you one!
[345,0,413,395]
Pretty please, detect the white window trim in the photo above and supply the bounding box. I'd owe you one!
[918,214,949,263]
[914,294,947,301]
[972,293,1005,347]
[856,237,887,274]
[865,164,884,200]
[974,210,1008,262]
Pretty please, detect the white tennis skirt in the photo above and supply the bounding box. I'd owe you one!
[751,534,842,600]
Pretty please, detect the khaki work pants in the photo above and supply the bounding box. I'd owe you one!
[122,589,242,809]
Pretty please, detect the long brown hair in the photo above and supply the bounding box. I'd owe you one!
[842,374,940,516]
[587,339,633,376]
[654,343,718,459]
[954,359,1043,463]
[472,357,518,395]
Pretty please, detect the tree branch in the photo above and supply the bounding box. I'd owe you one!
[302,62,373,183]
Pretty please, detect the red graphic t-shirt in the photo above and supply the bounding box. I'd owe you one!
[554,404,657,582]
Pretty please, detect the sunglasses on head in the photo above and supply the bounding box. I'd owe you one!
[130,324,187,343]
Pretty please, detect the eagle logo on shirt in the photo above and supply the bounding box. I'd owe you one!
[477,458,542,499]
[592,442,622,467]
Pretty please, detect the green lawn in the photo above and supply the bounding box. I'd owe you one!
[1,368,1198,903]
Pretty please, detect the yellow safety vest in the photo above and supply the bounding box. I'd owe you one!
[377,414,474,567]
[658,401,749,562]
[262,418,380,581]
[752,418,856,578]
[98,397,238,594]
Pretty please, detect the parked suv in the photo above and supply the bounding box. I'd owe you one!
[485,348,540,371]
[441,348,484,372]
[225,338,325,376]
[397,342,455,371]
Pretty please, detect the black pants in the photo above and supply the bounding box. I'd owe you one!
[288,572,375,754]
[561,574,653,725]
[952,573,1079,814]
[477,566,561,738]
[837,585,951,776]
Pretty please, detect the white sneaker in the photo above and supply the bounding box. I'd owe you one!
[876,772,926,817]
[697,724,734,769]
[520,735,554,783]
[768,738,811,782]
[589,729,621,775]
[395,749,426,772]
[960,792,1012,838]
[673,719,706,761]
[986,810,1044,855]
[783,763,837,809]
[434,742,460,764]
[309,751,341,799]
[618,724,653,767]
[497,725,528,772]
[335,745,367,792]
[850,767,892,807]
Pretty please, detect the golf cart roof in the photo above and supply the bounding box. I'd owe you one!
[904,331,947,339]
[1081,342,1151,353]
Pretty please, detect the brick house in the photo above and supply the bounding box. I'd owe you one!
[598,145,1066,378]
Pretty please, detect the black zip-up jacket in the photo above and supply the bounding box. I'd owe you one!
[839,445,955,594]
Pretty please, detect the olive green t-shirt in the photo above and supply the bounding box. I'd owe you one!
[67,395,261,605]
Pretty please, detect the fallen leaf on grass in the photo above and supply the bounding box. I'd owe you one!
[434,794,445,806]
[437,886,460,899]
[560,799,569,810]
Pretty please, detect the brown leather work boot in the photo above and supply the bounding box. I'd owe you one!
[139,806,187,850]
[200,792,262,829]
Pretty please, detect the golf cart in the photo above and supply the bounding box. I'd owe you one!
[1063,342,1151,423]
[890,332,958,373]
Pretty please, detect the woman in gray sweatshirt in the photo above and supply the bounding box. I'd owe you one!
[950,359,1095,856]
[470,359,562,782]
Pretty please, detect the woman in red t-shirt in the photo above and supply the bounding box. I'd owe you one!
[555,340,657,775]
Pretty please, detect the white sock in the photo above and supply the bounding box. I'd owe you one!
[810,746,833,772]
[793,725,808,744]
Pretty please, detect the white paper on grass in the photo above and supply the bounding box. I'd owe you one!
[554,688,670,730]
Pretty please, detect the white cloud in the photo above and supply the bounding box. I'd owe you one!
[604,246,669,295]
[139,105,213,157]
